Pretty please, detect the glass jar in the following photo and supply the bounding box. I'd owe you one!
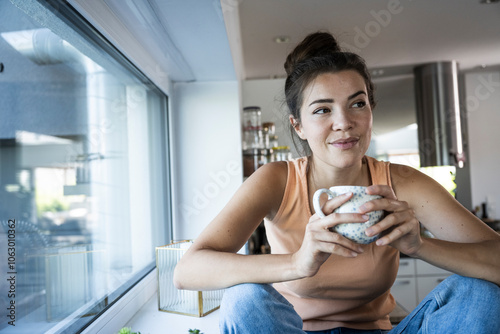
[243,129,264,150]
[242,106,262,132]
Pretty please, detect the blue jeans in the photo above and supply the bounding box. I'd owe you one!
[219,275,500,334]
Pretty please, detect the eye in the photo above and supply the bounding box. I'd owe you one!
[352,101,367,109]
[313,107,331,114]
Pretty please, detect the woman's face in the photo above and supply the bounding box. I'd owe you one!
[292,70,373,169]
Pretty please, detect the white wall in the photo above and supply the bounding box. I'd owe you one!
[171,81,242,240]
[464,70,500,219]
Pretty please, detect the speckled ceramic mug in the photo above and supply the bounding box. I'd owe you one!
[312,186,384,244]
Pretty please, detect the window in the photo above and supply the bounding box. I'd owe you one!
[0,1,171,333]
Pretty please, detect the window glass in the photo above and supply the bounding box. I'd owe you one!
[0,1,171,332]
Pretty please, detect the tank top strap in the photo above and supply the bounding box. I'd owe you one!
[365,156,392,187]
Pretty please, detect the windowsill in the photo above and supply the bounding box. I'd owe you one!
[124,291,406,332]
[116,269,406,333]
[125,292,220,333]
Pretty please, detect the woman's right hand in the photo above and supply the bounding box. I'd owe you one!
[292,192,368,278]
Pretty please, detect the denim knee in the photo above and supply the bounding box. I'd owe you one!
[392,275,500,334]
[435,275,500,330]
[438,274,500,307]
[220,284,267,316]
[220,283,295,317]
[219,283,304,334]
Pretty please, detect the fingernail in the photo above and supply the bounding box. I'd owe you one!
[351,252,358,257]
[376,239,385,246]
[361,214,369,220]
[357,247,364,253]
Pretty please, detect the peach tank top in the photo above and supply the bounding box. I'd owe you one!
[264,156,399,331]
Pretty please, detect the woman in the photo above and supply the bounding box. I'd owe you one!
[174,32,500,333]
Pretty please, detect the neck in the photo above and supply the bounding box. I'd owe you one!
[307,155,369,191]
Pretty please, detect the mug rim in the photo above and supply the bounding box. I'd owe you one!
[327,185,380,197]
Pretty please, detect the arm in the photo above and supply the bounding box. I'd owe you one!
[364,164,500,285]
[174,161,368,291]
[173,162,298,290]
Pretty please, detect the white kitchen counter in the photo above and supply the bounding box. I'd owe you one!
[125,292,220,334]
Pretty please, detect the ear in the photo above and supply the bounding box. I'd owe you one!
[289,115,306,140]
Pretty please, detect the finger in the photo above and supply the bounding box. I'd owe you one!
[365,210,413,236]
[366,185,397,200]
[359,198,409,214]
[319,192,353,216]
[313,212,371,231]
[313,229,365,254]
[314,237,364,257]
[317,241,361,258]
[375,217,418,246]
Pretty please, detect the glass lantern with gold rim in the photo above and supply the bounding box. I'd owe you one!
[156,240,224,317]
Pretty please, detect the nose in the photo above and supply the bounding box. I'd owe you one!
[331,109,354,131]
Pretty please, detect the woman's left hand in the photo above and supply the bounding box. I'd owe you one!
[360,185,422,255]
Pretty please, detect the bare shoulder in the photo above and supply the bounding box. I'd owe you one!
[390,162,461,212]
[389,163,439,195]
[244,160,288,188]
[241,161,288,216]
[389,163,498,242]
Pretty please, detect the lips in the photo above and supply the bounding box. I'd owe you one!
[330,137,359,150]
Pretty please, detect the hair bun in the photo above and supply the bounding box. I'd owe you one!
[284,32,341,76]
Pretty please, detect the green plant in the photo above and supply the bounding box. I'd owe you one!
[118,327,141,334]
[188,329,203,334]
[37,198,70,218]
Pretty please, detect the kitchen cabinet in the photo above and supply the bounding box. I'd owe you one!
[391,258,417,312]
[415,260,451,303]
[392,276,417,312]
[391,258,452,312]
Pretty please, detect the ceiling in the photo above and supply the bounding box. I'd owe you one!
[232,0,500,135]
[237,0,500,80]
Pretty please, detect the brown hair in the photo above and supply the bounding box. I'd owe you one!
[284,32,376,156]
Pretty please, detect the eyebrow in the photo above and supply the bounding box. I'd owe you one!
[308,91,367,106]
